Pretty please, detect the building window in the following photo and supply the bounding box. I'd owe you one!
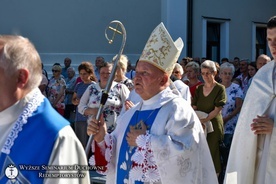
[256,27,267,59]
[207,22,220,63]
[202,17,230,63]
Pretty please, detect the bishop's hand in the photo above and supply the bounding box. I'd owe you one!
[87,114,107,143]
[126,121,147,147]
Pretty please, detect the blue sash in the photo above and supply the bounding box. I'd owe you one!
[117,108,161,184]
[0,98,68,184]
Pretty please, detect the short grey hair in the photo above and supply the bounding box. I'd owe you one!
[220,62,235,74]
[67,66,75,73]
[201,60,217,72]
[185,61,200,73]
[174,63,184,75]
[240,58,250,64]
[0,35,42,90]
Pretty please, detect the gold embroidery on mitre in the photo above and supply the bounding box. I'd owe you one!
[139,22,184,75]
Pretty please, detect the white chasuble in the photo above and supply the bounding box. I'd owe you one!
[224,61,276,184]
[91,87,218,184]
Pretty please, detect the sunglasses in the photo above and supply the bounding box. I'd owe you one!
[52,70,60,73]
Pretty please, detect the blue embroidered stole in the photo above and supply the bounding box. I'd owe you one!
[0,98,68,184]
[117,108,161,184]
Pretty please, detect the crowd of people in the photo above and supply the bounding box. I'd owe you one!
[41,16,274,184]
[40,55,133,149]
[87,16,275,184]
[0,15,275,184]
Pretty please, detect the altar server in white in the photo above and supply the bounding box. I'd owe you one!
[224,15,276,184]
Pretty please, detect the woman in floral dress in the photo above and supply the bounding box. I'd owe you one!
[220,62,243,169]
[78,62,130,133]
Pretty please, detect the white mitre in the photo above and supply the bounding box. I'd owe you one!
[139,22,184,75]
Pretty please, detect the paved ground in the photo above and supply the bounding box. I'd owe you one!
[90,171,106,184]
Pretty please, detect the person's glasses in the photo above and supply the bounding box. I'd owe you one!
[173,71,180,74]
[52,70,60,73]
[221,72,233,76]
[201,72,212,76]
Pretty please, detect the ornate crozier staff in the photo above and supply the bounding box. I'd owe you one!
[85,20,127,157]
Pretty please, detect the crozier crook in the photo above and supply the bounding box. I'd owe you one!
[85,20,127,157]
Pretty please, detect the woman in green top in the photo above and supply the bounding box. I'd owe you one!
[192,60,226,176]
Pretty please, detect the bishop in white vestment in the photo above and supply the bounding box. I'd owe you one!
[88,22,218,184]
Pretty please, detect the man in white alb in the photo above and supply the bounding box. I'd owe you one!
[224,15,276,184]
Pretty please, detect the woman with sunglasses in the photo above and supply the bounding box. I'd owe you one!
[192,60,226,178]
[47,63,66,115]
